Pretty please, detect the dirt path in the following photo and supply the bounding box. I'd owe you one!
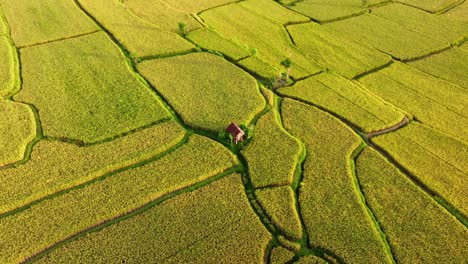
[366,116,410,138]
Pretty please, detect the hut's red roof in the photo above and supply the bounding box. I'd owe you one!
[227,123,245,137]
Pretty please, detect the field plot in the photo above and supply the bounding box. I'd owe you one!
[123,0,202,33]
[357,148,468,263]
[443,1,468,22]
[200,3,322,79]
[326,7,454,60]
[242,111,302,188]
[76,0,194,58]
[0,121,185,214]
[407,47,468,89]
[288,0,365,23]
[287,22,391,79]
[138,52,265,131]
[278,72,405,133]
[358,62,468,142]
[0,0,97,47]
[372,123,468,216]
[281,99,391,263]
[0,0,467,262]
[187,28,251,60]
[0,100,36,166]
[160,0,238,13]
[256,186,303,240]
[0,135,238,263]
[395,0,460,13]
[36,174,270,263]
[16,32,170,143]
[0,36,14,96]
[371,4,467,42]
[270,246,295,264]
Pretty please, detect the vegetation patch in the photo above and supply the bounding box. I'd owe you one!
[200,4,322,79]
[287,22,391,79]
[407,47,468,89]
[15,32,170,143]
[160,0,239,13]
[289,0,365,23]
[77,0,194,58]
[0,121,185,214]
[356,148,468,263]
[186,28,251,60]
[123,0,202,34]
[281,99,391,263]
[326,13,450,60]
[270,246,294,264]
[278,72,405,133]
[238,56,281,80]
[443,1,468,23]
[296,255,328,264]
[36,174,270,263]
[137,52,265,131]
[371,4,467,43]
[240,0,310,25]
[0,100,36,167]
[0,0,97,47]
[256,186,302,240]
[0,36,14,96]
[242,111,302,188]
[394,0,459,13]
[0,135,238,263]
[358,62,468,142]
[372,123,468,216]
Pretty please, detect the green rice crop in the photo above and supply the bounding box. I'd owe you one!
[358,62,468,142]
[15,32,170,143]
[0,100,36,167]
[461,42,468,51]
[289,0,364,23]
[160,0,239,13]
[365,0,391,6]
[0,0,98,47]
[281,99,391,263]
[137,52,265,131]
[240,0,310,25]
[372,123,468,216]
[0,135,239,263]
[407,47,468,89]
[371,4,467,43]
[296,255,327,264]
[270,247,294,264]
[200,4,322,79]
[242,111,302,188]
[395,0,459,13]
[256,186,302,240]
[287,22,391,79]
[77,0,194,58]
[326,14,450,60]
[356,148,468,263]
[124,0,202,33]
[186,28,250,60]
[238,56,281,79]
[443,1,468,22]
[278,72,405,133]
[260,87,275,108]
[0,121,185,214]
[0,36,14,96]
[36,174,270,263]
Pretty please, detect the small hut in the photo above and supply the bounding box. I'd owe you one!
[226,122,245,144]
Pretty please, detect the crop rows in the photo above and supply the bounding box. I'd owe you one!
[0,0,466,262]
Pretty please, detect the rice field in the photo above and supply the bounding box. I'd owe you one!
[0,0,466,263]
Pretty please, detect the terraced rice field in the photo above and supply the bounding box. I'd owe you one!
[0,0,466,263]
